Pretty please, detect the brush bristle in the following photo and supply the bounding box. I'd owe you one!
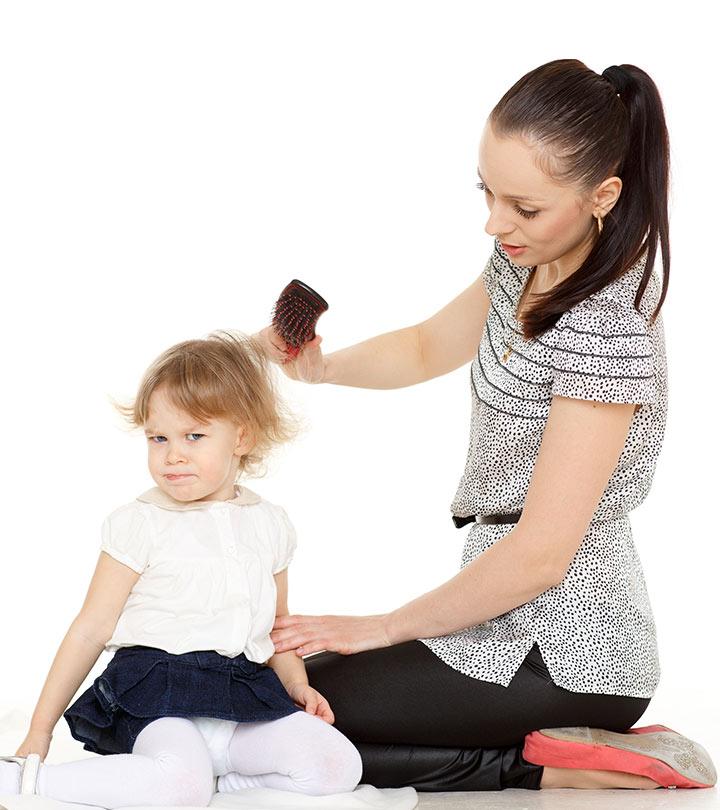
[271,279,329,354]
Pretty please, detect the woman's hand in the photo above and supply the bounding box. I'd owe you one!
[254,326,325,384]
[285,682,335,724]
[271,614,392,656]
[15,728,52,761]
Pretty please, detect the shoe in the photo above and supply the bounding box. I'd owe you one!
[523,725,717,789]
[0,753,41,794]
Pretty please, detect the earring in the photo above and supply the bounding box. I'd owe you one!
[596,212,604,235]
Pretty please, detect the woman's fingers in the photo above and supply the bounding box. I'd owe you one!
[256,325,291,362]
[293,336,325,383]
[271,628,314,652]
[255,326,325,383]
[273,614,307,628]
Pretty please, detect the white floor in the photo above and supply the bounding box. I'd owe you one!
[2,704,718,810]
[417,787,718,808]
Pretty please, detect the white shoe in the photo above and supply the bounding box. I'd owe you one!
[0,754,41,794]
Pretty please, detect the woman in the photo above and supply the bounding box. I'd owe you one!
[252,59,716,792]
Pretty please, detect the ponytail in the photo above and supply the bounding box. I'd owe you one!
[490,58,670,339]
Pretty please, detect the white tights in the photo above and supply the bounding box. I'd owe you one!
[33,713,362,807]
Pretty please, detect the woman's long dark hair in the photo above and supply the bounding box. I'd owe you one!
[490,59,670,339]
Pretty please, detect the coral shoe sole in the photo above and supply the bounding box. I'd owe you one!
[523,725,717,789]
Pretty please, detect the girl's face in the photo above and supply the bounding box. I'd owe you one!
[144,386,254,502]
[477,121,621,277]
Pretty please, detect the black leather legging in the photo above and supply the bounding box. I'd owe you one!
[304,640,652,791]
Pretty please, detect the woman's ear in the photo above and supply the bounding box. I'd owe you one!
[593,175,623,216]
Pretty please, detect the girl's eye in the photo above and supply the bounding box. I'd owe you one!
[148,433,205,443]
[476,181,539,220]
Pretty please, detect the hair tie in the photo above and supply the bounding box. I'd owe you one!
[602,65,632,95]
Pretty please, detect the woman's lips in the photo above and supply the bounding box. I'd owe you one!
[502,243,527,256]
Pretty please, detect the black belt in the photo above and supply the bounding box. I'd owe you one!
[452,511,523,528]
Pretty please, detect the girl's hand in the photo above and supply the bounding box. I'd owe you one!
[15,728,53,761]
[285,683,335,724]
[254,326,325,384]
[271,614,392,656]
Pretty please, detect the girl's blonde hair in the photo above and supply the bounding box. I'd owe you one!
[111,329,304,481]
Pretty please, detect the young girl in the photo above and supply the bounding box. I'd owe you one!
[0,329,363,806]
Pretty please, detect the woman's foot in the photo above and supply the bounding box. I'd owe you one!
[524,725,716,790]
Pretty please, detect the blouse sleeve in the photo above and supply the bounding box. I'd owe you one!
[270,505,298,575]
[548,297,656,405]
[100,504,152,574]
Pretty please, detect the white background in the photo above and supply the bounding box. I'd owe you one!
[0,0,717,768]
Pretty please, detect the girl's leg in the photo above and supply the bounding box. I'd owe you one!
[35,717,215,807]
[216,711,362,796]
[303,640,652,791]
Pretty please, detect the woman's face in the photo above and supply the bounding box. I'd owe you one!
[144,386,253,502]
[477,121,620,274]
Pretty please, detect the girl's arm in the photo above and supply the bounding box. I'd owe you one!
[265,568,308,692]
[266,568,335,723]
[255,271,492,389]
[23,552,140,743]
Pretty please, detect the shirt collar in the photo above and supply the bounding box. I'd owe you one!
[136,484,262,511]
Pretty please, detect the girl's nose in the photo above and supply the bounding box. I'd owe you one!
[165,443,188,464]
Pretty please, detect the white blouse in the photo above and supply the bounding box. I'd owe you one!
[100,484,297,662]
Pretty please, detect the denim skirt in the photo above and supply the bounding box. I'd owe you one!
[63,645,302,755]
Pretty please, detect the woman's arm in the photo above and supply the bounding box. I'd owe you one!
[271,396,638,653]
[255,272,492,390]
[17,552,139,755]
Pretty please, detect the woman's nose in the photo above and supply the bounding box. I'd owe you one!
[484,206,512,239]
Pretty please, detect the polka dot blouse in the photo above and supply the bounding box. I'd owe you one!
[419,238,667,698]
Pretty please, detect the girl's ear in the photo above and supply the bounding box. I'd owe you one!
[234,424,255,457]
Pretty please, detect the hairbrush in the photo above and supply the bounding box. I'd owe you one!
[271,279,329,358]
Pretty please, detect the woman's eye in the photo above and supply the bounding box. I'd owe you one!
[476,181,538,219]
